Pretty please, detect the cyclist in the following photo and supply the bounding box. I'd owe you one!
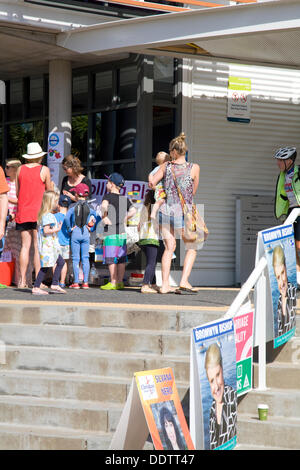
[274,146,300,285]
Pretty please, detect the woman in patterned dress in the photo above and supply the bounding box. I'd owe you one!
[149,132,200,294]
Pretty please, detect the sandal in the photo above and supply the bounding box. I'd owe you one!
[175,286,198,294]
[50,285,67,294]
[32,287,49,296]
[158,287,176,294]
[141,285,158,294]
[18,282,29,289]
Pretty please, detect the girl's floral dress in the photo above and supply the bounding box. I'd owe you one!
[38,212,61,268]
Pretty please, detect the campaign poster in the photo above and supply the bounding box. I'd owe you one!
[192,319,237,450]
[234,309,254,396]
[135,368,194,450]
[91,179,149,206]
[261,224,297,348]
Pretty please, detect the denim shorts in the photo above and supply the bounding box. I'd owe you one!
[159,211,185,230]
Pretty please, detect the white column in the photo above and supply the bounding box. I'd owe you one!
[48,59,72,187]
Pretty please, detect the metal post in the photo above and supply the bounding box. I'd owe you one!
[257,270,267,391]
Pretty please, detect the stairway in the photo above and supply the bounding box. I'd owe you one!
[236,320,300,450]
[0,299,298,450]
[0,300,222,450]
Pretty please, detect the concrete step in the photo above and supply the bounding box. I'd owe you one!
[237,413,300,450]
[265,335,300,363]
[253,362,300,390]
[238,387,300,419]
[0,324,190,357]
[1,345,190,382]
[0,422,113,450]
[0,395,122,433]
[0,369,188,403]
[0,303,224,332]
[235,443,291,451]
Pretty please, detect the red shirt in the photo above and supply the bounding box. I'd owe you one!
[0,166,9,194]
[15,165,45,224]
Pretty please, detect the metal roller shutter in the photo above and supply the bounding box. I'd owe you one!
[182,59,300,286]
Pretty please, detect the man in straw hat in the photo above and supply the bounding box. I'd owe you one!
[15,142,53,288]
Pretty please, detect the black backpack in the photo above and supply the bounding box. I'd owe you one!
[74,200,90,233]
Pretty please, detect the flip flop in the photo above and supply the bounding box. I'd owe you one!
[175,286,198,294]
[158,287,177,294]
[32,288,49,296]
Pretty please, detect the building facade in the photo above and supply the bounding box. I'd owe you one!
[2,0,300,286]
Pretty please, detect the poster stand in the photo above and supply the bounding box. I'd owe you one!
[110,368,194,451]
[109,377,149,450]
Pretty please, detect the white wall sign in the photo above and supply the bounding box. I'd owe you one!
[227,76,251,123]
[0,81,5,104]
[47,132,64,186]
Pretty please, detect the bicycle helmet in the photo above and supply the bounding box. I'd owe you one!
[273,147,297,160]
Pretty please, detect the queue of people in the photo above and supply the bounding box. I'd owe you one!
[2,137,300,296]
[0,132,204,295]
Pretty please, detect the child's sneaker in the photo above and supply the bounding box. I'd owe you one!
[100,282,117,290]
[69,283,80,289]
[116,282,124,290]
[82,283,89,289]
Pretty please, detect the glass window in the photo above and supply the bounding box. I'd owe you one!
[95,71,112,109]
[73,75,88,113]
[9,79,23,121]
[154,56,174,104]
[8,121,44,159]
[71,114,88,162]
[152,106,174,161]
[92,107,136,179]
[119,66,138,103]
[30,76,44,117]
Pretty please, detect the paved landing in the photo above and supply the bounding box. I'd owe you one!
[0,285,241,310]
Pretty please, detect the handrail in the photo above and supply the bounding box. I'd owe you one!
[225,207,300,320]
[224,207,300,390]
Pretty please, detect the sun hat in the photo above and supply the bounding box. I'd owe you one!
[70,183,90,197]
[22,142,47,160]
[107,172,125,188]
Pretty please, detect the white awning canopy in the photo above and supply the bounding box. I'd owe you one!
[56,0,300,68]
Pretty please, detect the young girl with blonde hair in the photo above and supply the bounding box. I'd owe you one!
[32,190,66,295]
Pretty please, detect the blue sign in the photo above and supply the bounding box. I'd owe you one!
[49,133,59,147]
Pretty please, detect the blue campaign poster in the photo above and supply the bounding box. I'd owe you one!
[193,319,237,450]
[262,224,297,348]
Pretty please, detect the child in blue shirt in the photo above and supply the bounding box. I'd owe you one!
[54,194,72,288]
[64,183,98,289]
